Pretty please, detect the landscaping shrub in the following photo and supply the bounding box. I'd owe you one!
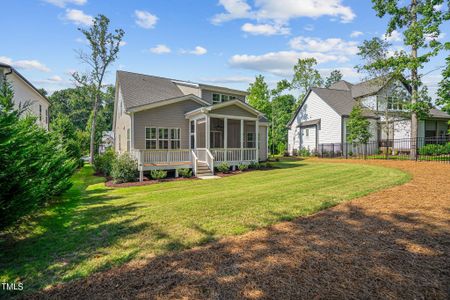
[178,168,192,178]
[238,163,248,171]
[298,147,311,157]
[217,162,230,173]
[111,153,138,183]
[419,143,450,156]
[94,148,115,176]
[151,170,168,180]
[249,161,260,169]
[0,81,77,228]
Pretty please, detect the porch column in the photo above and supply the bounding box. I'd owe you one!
[240,119,244,161]
[194,119,197,148]
[224,117,228,161]
[206,115,210,149]
[255,119,259,162]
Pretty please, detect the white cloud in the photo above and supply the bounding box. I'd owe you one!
[350,31,363,38]
[241,23,290,36]
[134,10,158,29]
[200,76,254,84]
[319,67,360,79]
[43,0,86,8]
[382,30,402,42]
[433,4,443,11]
[425,32,446,42]
[34,75,64,84]
[289,36,359,56]
[181,46,208,55]
[229,51,347,76]
[64,9,93,26]
[119,41,127,47]
[0,56,51,72]
[212,0,355,25]
[212,0,253,24]
[150,44,171,54]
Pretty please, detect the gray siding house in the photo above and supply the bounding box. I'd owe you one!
[113,71,269,180]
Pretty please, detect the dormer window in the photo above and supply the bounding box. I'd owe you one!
[212,93,237,104]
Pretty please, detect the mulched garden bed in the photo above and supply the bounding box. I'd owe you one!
[215,166,276,177]
[105,176,198,187]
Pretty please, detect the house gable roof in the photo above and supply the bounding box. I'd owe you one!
[185,99,264,119]
[0,63,50,105]
[117,70,185,110]
[117,70,248,111]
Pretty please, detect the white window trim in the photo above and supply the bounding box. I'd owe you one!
[212,93,237,104]
[145,126,181,150]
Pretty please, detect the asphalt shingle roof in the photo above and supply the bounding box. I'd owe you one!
[117,71,185,110]
[311,87,377,118]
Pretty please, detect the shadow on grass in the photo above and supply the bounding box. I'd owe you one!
[0,166,182,297]
[30,202,450,300]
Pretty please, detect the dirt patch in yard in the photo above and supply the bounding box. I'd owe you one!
[29,160,450,299]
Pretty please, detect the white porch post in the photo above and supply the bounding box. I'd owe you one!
[240,119,244,161]
[255,119,259,162]
[224,117,228,161]
[206,115,210,149]
[194,119,197,149]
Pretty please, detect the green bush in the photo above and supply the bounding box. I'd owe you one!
[150,170,168,180]
[178,168,192,178]
[238,163,248,171]
[0,81,77,228]
[217,162,230,173]
[419,143,450,156]
[298,147,311,157]
[94,148,115,176]
[111,153,138,183]
[248,161,260,169]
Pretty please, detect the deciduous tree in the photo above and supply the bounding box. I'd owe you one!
[73,15,124,163]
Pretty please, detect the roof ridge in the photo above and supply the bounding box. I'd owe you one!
[117,70,198,85]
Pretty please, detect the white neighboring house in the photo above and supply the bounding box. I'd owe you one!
[287,76,450,154]
[99,131,114,154]
[0,63,50,130]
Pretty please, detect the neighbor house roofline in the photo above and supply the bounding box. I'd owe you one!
[0,62,50,105]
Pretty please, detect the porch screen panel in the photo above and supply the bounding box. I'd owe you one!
[145,127,157,149]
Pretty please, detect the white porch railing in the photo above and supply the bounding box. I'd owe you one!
[132,149,191,166]
[131,148,256,169]
[211,148,257,162]
[191,150,198,175]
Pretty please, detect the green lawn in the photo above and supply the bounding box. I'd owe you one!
[0,159,410,294]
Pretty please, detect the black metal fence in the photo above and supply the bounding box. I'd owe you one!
[316,136,450,163]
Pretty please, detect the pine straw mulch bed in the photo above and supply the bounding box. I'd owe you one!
[30,160,450,299]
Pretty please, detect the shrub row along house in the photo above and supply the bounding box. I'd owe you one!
[0,62,50,130]
[113,71,269,180]
[287,76,450,155]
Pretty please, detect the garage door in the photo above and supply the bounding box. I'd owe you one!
[301,126,316,151]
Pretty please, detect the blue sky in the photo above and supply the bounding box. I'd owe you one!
[0,0,447,100]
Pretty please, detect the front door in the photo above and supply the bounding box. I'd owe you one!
[301,126,316,151]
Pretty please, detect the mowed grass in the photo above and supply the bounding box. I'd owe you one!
[0,159,410,293]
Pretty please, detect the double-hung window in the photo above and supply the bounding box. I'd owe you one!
[170,128,181,149]
[39,104,42,122]
[145,127,157,149]
[387,96,404,111]
[212,93,221,104]
[158,128,169,149]
[127,129,131,152]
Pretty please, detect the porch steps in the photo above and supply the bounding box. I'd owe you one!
[196,162,213,177]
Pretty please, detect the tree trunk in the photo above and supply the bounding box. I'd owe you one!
[410,0,418,159]
[89,93,100,164]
